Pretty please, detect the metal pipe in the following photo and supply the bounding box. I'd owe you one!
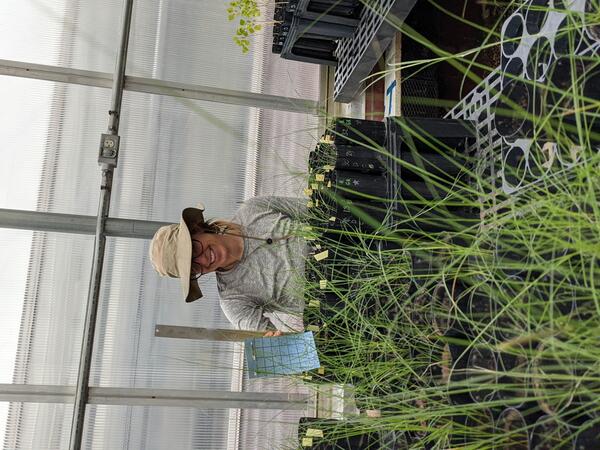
[0,58,320,115]
[0,208,169,239]
[0,384,311,411]
[69,0,134,448]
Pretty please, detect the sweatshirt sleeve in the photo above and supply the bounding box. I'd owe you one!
[220,295,274,331]
[245,196,307,221]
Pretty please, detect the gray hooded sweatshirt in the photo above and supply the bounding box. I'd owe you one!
[216,196,308,331]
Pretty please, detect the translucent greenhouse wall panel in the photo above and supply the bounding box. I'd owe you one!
[0,230,34,385]
[0,0,121,73]
[113,90,253,221]
[0,76,106,215]
[2,403,73,450]
[127,0,320,100]
[3,231,93,385]
[0,231,94,449]
[82,405,229,450]
[113,90,319,221]
[88,236,238,390]
[254,108,320,198]
[240,378,312,450]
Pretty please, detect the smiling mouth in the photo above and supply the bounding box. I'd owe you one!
[210,248,216,266]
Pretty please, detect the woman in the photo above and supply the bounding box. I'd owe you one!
[149,196,308,332]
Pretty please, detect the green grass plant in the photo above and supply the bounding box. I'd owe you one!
[273,0,600,448]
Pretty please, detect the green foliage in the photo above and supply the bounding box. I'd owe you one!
[226,0,265,54]
[281,1,600,446]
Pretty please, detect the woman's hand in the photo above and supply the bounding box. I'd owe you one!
[263,330,283,337]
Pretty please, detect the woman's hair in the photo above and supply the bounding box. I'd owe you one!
[188,218,243,237]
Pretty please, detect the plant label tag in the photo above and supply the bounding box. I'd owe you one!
[306,428,323,438]
[314,250,328,261]
[302,437,313,447]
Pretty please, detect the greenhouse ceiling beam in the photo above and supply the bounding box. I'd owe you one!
[0,208,169,239]
[0,384,310,410]
[0,58,320,115]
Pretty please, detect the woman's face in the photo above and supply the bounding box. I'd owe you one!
[190,231,241,276]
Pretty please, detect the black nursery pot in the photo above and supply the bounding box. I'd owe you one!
[530,415,575,450]
[399,148,465,181]
[309,141,336,170]
[574,423,600,450]
[329,170,388,200]
[502,13,525,57]
[430,333,473,405]
[297,417,387,450]
[468,289,497,332]
[526,36,553,81]
[493,79,534,139]
[546,57,600,140]
[391,202,478,235]
[466,346,498,403]
[496,407,530,450]
[497,344,530,408]
[308,142,386,174]
[525,0,550,35]
[309,198,390,235]
[398,179,453,202]
[502,142,529,190]
[430,280,459,335]
[334,144,386,174]
[531,347,577,416]
[585,0,600,42]
[530,275,577,318]
[457,408,496,448]
[329,118,386,147]
[553,14,586,57]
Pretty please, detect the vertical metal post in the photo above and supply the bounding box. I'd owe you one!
[69,0,134,448]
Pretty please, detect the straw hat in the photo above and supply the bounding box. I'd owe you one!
[149,205,206,302]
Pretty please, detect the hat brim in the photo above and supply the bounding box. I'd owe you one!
[177,207,206,303]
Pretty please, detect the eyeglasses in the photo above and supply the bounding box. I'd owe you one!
[190,238,206,279]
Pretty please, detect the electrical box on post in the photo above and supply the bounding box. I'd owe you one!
[98,133,120,166]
